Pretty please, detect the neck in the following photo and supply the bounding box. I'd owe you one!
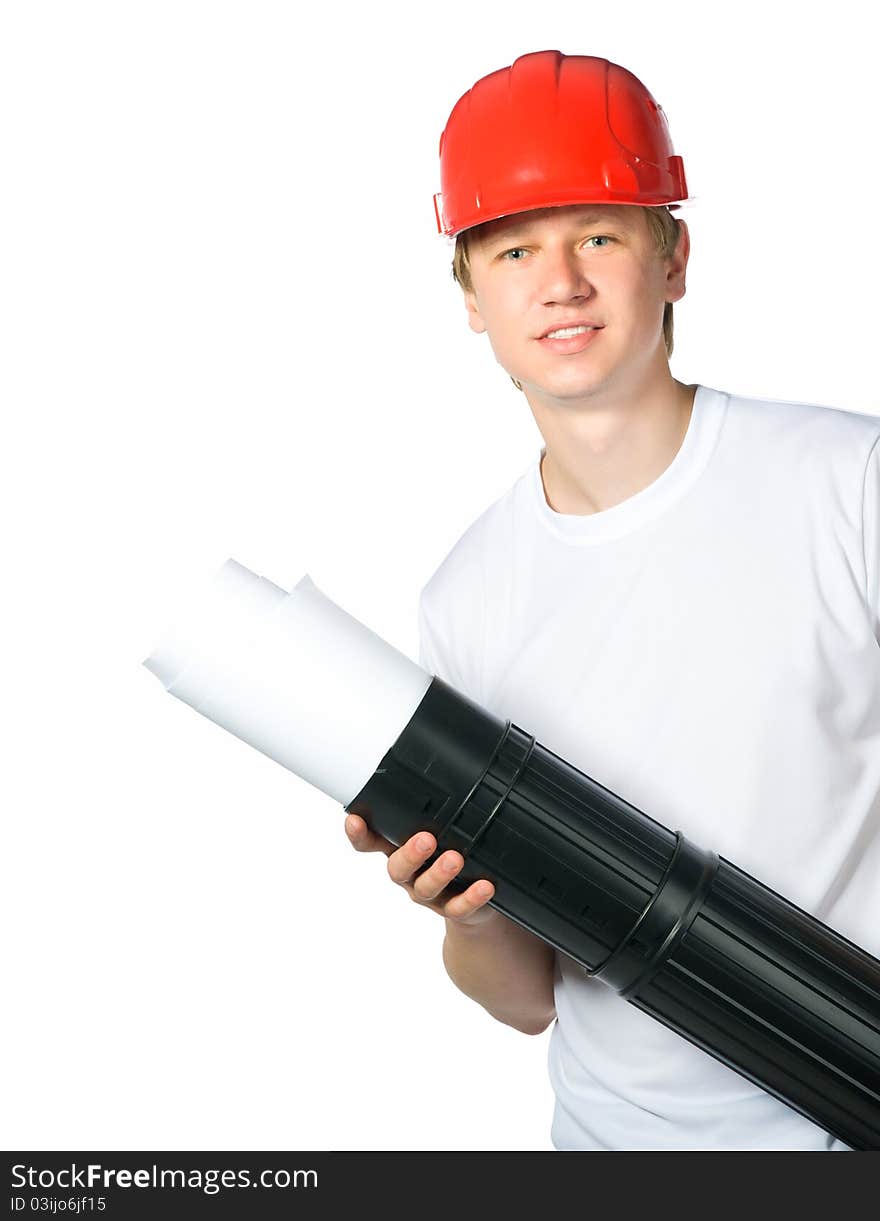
[531,368,697,517]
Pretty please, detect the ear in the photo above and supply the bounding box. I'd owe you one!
[464,288,488,335]
[664,218,690,305]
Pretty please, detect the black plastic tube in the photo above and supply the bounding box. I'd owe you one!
[345,676,880,1150]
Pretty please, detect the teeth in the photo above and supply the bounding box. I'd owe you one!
[545,325,594,338]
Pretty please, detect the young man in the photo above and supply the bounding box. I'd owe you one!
[346,50,880,1150]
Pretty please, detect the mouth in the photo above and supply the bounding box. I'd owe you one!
[537,325,603,354]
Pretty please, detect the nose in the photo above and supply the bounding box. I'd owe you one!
[538,246,595,307]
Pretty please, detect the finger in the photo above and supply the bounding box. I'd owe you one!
[344,813,395,856]
[386,831,437,885]
[443,879,496,920]
[411,849,465,902]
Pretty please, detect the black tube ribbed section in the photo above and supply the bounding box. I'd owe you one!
[345,676,880,1149]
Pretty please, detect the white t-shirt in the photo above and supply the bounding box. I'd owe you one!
[417,383,880,1150]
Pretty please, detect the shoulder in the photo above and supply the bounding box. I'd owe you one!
[416,475,525,699]
[725,387,880,451]
[718,388,880,500]
[419,476,522,613]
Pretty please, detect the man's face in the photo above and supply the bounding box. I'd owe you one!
[463,203,689,400]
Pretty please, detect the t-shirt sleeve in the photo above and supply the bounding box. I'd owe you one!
[416,583,483,701]
[864,433,880,645]
[417,590,444,676]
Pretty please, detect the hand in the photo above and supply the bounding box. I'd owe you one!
[344,813,498,927]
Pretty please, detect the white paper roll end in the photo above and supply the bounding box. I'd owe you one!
[144,558,434,807]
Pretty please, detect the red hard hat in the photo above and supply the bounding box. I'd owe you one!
[433,50,689,238]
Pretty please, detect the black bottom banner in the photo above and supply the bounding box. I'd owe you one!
[2,1150,877,1217]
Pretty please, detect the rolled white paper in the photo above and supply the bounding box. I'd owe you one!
[143,559,433,806]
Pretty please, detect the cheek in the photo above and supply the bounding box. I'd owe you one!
[485,325,515,365]
[608,271,663,334]
[482,299,523,348]
[635,263,668,305]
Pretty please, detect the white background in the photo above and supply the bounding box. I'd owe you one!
[2,0,878,1151]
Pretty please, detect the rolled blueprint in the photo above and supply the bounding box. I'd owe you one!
[143,559,432,805]
[143,559,880,1150]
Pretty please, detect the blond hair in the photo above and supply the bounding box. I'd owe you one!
[451,205,682,390]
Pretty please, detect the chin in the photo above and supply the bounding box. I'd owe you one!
[528,369,609,399]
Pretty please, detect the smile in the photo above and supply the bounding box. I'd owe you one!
[537,327,603,353]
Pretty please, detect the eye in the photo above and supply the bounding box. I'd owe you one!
[499,235,614,261]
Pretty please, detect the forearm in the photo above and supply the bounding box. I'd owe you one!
[442,913,557,1036]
